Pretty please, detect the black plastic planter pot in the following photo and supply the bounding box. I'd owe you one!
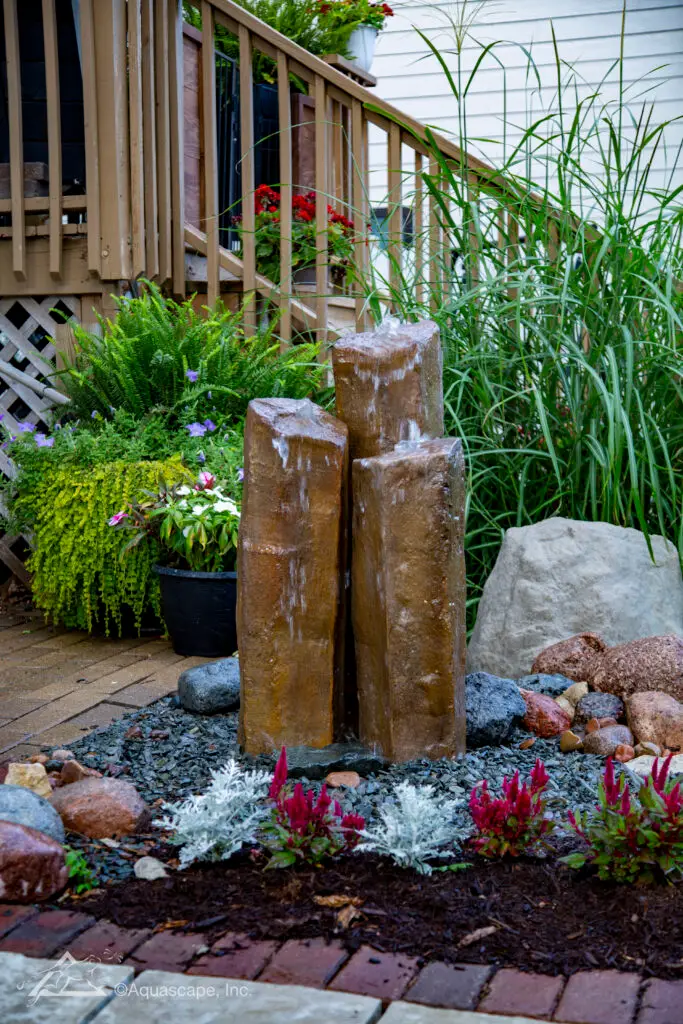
[153,565,237,657]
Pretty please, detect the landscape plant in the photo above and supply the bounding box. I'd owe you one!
[469,760,555,858]
[261,747,365,868]
[357,779,468,874]
[358,3,683,628]
[316,0,394,33]
[565,756,683,884]
[64,846,97,895]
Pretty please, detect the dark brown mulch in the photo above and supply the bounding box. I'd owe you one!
[64,854,683,979]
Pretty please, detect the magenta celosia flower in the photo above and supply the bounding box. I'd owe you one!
[269,746,288,800]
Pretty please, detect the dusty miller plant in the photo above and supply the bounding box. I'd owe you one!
[156,760,272,868]
[357,781,469,875]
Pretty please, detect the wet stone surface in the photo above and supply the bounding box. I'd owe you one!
[60,697,614,884]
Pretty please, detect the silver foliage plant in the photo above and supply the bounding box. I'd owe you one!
[357,780,470,875]
[155,759,272,868]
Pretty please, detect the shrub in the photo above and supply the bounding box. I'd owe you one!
[357,779,468,874]
[261,747,365,869]
[64,846,97,894]
[157,760,273,869]
[565,756,683,884]
[469,760,555,858]
[57,282,325,425]
[8,455,186,633]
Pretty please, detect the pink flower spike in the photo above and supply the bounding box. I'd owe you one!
[652,753,673,793]
[269,746,288,800]
[530,758,549,794]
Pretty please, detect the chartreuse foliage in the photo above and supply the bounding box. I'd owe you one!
[13,458,186,634]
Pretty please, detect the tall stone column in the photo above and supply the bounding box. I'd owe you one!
[331,320,444,461]
[352,438,467,761]
[238,398,349,755]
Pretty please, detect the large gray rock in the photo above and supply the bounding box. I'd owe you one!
[465,672,526,747]
[467,518,683,679]
[0,784,65,844]
[178,658,241,714]
[517,673,574,697]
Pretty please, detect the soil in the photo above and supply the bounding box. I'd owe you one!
[64,852,683,979]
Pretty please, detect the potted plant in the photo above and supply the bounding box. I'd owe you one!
[110,470,241,657]
[235,185,355,288]
[317,0,394,72]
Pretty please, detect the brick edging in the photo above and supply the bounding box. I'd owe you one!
[1,904,681,1023]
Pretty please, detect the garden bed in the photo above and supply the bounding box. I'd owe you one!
[64,851,683,979]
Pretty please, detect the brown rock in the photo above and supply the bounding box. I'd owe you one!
[125,725,143,740]
[59,760,102,786]
[582,724,634,757]
[325,771,361,788]
[4,762,52,799]
[50,778,149,838]
[238,398,349,755]
[332,320,444,462]
[519,737,536,750]
[591,635,683,701]
[522,691,572,738]
[28,754,48,765]
[626,691,683,752]
[634,741,662,758]
[560,730,583,753]
[585,718,601,734]
[614,744,635,763]
[0,821,67,902]
[531,632,607,682]
[351,438,466,762]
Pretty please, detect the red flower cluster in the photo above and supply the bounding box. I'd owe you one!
[469,759,554,858]
[264,747,365,868]
[254,184,280,215]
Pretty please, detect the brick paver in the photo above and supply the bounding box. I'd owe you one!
[66,921,152,963]
[637,979,683,1024]
[405,961,493,1011]
[328,944,420,1002]
[480,967,565,1018]
[259,937,348,988]
[187,932,278,979]
[0,904,38,938]
[555,970,642,1024]
[0,910,94,957]
[126,930,208,973]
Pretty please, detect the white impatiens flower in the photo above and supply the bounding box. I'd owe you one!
[213,499,240,516]
[191,504,208,516]
[155,760,272,868]
[176,485,192,496]
[357,780,470,875]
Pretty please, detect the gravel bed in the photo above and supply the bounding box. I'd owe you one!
[62,696,614,882]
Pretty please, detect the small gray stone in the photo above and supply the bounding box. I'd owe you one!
[575,691,625,725]
[517,673,575,697]
[583,724,633,756]
[254,744,389,780]
[0,784,65,844]
[178,658,240,714]
[465,672,527,747]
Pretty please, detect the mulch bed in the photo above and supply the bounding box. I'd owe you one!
[64,852,683,979]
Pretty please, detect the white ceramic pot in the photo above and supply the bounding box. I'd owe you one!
[347,25,378,72]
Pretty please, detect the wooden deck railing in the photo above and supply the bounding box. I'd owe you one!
[0,0,544,337]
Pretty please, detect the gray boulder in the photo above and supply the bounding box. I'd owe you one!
[467,518,683,679]
[0,784,65,844]
[517,673,574,697]
[178,658,241,714]
[574,691,625,725]
[465,672,526,747]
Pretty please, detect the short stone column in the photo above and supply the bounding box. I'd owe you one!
[238,398,349,755]
[351,438,467,761]
[331,320,444,461]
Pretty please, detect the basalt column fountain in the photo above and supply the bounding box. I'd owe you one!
[237,398,349,755]
[352,438,467,762]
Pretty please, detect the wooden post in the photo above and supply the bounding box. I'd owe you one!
[201,2,219,308]
[387,123,402,307]
[42,0,62,278]
[128,0,146,279]
[3,0,25,279]
[351,99,368,332]
[155,0,172,284]
[277,51,292,345]
[79,0,101,276]
[239,26,256,331]
[314,74,328,343]
[168,0,186,296]
[141,0,159,279]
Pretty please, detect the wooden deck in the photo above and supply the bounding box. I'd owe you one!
[0,612,207,760]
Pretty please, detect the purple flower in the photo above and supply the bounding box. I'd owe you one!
[186,369,199,383]
[197,450,206,464]
[108,510,129,527]
[207,391,212,399]
[16,422,36,434]
[237,467,245,482]
[204,419,217,432]
[34,433,54,448]
[185,422,207,438]
[91,410,98,419]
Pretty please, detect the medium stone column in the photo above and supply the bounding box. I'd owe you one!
[238,398,349,755]
[352,438,466,761]
[332,320,444,461]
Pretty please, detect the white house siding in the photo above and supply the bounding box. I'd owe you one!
[368,0,683,211]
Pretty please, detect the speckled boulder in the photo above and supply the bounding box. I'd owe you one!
[574,692,625,726]
[531,632,607,682]
[465,672,526,747]
[0,821,67,902]
[591,635,683,702]
[626,691,683,752]
[521,691,572,738]
[516,674,575,697]
[582,724,634,757]
[178,658,240,714]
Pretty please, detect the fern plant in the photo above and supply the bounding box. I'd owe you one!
[56,282,326,426]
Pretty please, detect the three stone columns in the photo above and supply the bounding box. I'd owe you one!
[238,323,466,761]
